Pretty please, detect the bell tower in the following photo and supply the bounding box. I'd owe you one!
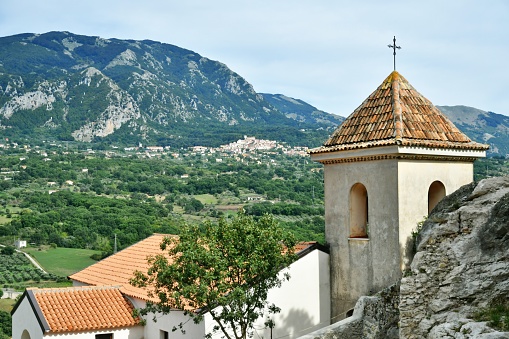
[310,71,488,320]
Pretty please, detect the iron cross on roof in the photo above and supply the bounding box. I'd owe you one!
[388,36,401,71]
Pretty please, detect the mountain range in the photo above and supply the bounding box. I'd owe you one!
[436,105,509,156]
[0,31,507,155]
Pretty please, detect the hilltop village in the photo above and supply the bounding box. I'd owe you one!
[0,135,309,166]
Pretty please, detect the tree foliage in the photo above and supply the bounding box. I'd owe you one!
[131,211,297,339]
[1,147,326,250]
[0,310,11,339]
[0,246,15,255]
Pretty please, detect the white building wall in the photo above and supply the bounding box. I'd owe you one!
[204,249,330,339]
[12,297,44,339]
[143,311,206,339]
[45,327,144,339]
[397,160,474,268]
[15,240,27,249]
[128,297,206,339]
[323,159,400,320]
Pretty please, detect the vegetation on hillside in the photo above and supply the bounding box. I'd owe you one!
[0,251,65,289]
[0,143,325,257]
[1,142,507,255]
[473,157,509,181]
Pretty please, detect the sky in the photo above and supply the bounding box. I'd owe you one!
[1,0,508,117]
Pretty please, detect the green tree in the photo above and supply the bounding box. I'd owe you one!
[0,310,11,338]
[0,246,15,255]
[131,211,297,339]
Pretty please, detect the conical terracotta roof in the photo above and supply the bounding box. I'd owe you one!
[311,71,488,154]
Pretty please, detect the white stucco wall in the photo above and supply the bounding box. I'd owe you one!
[397,160,474,268]
[204,249,330,339]
[12,296,44,339]
[128,297,205,339]
[322,158,400,320]
[143,311,206,339]
[45,327,144,339]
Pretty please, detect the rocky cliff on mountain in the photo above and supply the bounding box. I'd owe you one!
[400,176,509,338]
[0,31,337,147]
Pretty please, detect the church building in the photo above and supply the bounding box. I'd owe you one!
[310,70,488,320]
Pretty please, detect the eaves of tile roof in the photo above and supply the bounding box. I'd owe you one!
[24,286,139,334]
[69,234,326,303]
[69,233,174,302]
[310,71,489,155]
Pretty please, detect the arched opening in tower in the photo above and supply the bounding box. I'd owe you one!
[349,183,368,238]
[428,180,446,214]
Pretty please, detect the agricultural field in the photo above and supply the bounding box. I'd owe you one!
[0,251,64,290]
[0,299,15,312]
[0,245,98,296]
[24,247,101,277]
[194,194,218,205]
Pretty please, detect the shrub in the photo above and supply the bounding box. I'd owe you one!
[0,310,12,337]
[0,246,15,255]
[475,300,509,331]
[90,251,110,261]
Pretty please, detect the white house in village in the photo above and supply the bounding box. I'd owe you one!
[15,239,27,249]
[12,234,330,339]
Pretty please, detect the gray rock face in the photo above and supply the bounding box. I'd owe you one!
[298,284,400,339]
[400,176,509,338]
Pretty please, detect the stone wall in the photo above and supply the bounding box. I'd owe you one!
[399,177,509,338]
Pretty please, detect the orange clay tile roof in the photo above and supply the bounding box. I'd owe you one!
[28,285,139,333]
[69,234,325,302]
[69,233,174,302]
[294,241,318,253]
[310,71,489,154]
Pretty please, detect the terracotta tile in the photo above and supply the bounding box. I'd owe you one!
[313,71,488,154]
[29,286,139,334]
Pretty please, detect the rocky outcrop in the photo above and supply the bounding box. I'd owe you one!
[300,176,509,339]
[298,284,400,339]
[400,176,509,338]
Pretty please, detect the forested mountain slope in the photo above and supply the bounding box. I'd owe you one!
[0,32,337,147]
[437,105,509,157]
[0,32,507,154]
